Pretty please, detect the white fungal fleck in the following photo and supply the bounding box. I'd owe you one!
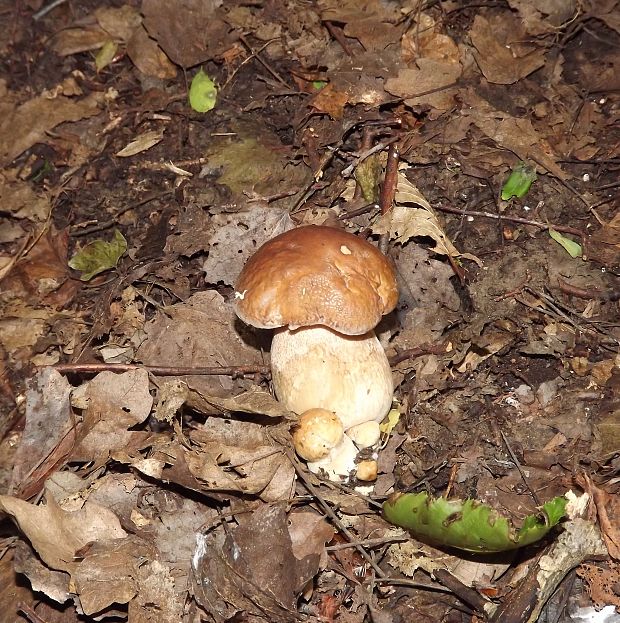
[340,245,352,255]
[234,290,247,300]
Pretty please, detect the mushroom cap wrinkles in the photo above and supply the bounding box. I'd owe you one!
[234,225,398,335]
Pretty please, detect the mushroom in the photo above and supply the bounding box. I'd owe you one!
[234,225,398,479]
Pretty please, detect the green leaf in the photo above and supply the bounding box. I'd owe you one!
[549,229,582,258]
[189,69,217,113]
[501,161,537,200]
[383,492,567,553]
[312,80,327,90]
[95,40,118,73]
[68,229,127,281]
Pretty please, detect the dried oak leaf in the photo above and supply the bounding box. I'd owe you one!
[136,290,265,398]
[0,494,126,573]
[9,368,73,497]
[470,14,546,84]
[126,24,177,79]
[70,369,153,462]
[142,0,233,68]
[0,92,103,167]
[372,171,460,259]
[192,503,322,622]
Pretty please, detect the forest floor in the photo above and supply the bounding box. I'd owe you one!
[0,0,619,622]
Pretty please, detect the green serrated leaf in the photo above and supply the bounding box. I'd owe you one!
[501,161,537,200]
[549,229,582,258]
[383,492,567,553]
[68,229,127,281]
[189,69,217,113]
[95,40,118,72]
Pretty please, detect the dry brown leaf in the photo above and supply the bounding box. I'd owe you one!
[0,551,39,622]
[126,24,177,79]
[470,14,546,84]
[1,227,80,308]
[137,291,266,398]
[115,129,164,157]
[0,494,126,572]
[187,385,293,419]
[9,368,73,495]
[462,89,568,179]
[0,92,103,167]
[0,173,50,220]
[310,83,349,120]
[372,171,460,259]
[401,14,460,65]
[201,206,294,287]
[507,0,577,35]
[288,510,334,568]
[193,503,321,621]
[95,4,142,41]
[70,369,153,461]
[52,26,110,56]
[384,58,462,112]
[142,0,233,68]
[72,537,150,615]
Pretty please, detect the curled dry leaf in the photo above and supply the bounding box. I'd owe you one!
[0,494,127,573]
[115,130,164,157]
[126,24,178,79]
[192,503,324,622]
[470,14,546,84]
[0,92,103,167]
[70,369,153,461]
[372,170,460,259]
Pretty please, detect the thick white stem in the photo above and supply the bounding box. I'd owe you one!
[271,326,393,430]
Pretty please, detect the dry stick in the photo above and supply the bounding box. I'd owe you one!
[433,204,585,239]
[325,535,409,551]
[16,603,49,623]
[238,34,291,90]
[378,143,400,254]
[52,363,270,377]
[500,431,541,506]
[285,449,387,579]
[221,38,280,91]
[556,277,620,302]
[287,450,488,614]
[323,20,353,56]
[341,136,400,177]
[71,190,175,237]
[389,342,449,366]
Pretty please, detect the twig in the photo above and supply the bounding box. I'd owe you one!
[557,277,620,302]
[221,39,281,91]
[238,35,291,90]
[51,363,270,377]
[32,0,67,20]
[494,272,531,302]
[432,568,490,614]
[379,144,400,216]
[337,202,379,221]
[389,342,449,366]
[434,204,585,239]
[285,449,387,579]
[500,431,541,506]
[17,603,49,623]
[71,190,174,237]
[323,20,353,56]
[341,137,400,177]
[325,535,409,551]
[378,144,400,254]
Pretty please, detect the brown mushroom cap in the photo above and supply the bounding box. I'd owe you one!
[234,225,398,335]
